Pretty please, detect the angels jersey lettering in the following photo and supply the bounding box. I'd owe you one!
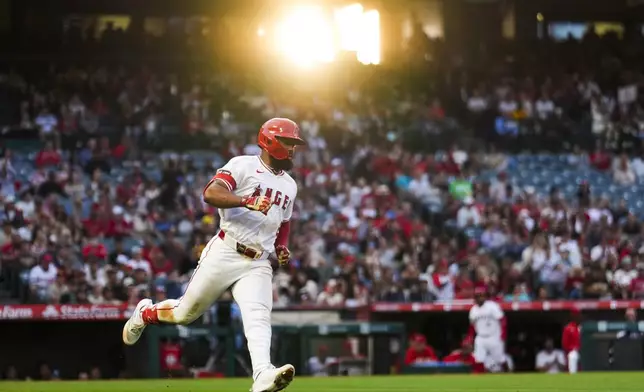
[469,300,504,338]
[208,155,297,252]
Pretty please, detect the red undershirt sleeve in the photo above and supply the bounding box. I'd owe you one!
[275,220,291,247]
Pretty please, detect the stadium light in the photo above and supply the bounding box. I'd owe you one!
[334,3,364,51]
[271,4,380,67]
[275,6,335,68]
[357,10,380,65]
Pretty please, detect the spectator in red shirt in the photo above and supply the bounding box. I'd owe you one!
[589,145,611,171]
[562,309,581,374]
[82,237,108,261]
[455,269,474,299]
[404,333,438,365]
[443,338,479,372]
[111,206,133,237]
[629,265,644,298]
[149,247,175,277]
[35,142,61,167]
[112,135,129,160]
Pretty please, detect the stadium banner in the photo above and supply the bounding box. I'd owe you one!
[0,304,127,321]
[1,300,643,322]
[370,300,644,313]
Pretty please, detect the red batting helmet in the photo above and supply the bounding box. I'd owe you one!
[257,118,306,160]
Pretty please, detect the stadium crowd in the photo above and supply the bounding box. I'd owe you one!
[2,27,644,314]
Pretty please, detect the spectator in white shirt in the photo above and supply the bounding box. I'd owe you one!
[317,279,345,306]
[520,93,534,118]
[84,258,108,288]
[68,94,86,116]
[535,338,566,374]
[613,154,636,186]
[541,249,572,298]
[456,196,481,229]
[308,346,337,377]
[587,198,614,225]
[480,222,508,251]
[407,171,441,205]
[609,256,638,297]
[29,254,58,301]
[498,93,518,117]
[127,246,153,276]
[590,239,618,263]
[520,233,549,272]
[632,153,644,178]
[466,89,488,113]
[450,144,469,168]
[15,192,36,220]
[35,108,58,136]
[489,172,509,202]
[535,93,556,120]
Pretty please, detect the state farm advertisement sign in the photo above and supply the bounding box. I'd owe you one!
[0,305,34,320]
[42,305,124,320]
[0,304,129,321]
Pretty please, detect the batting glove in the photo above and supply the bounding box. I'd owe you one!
[241,195,272,215]
[275,245,291,265]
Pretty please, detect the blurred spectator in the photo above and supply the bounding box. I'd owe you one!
[317,279,345,306]
[35,142,62,168]
[613,154,636,185]
[28,254,58,302]
[629,265,644,299]
[2,365,19,380]
[456,196,481,229]
[535,338,565,374]
[590,144,612,171]
[404,333,437,365]
[443,338,478,371]
[308,345,336,377]
[34,108,59,143]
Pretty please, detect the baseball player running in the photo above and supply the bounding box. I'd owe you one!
[468,286,507,373]
[122,118,306,392]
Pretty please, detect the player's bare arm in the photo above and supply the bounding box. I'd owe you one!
[204,180,272,214]
[203,180,244,208]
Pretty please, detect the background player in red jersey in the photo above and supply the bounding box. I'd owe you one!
[404,333,438,365]
[562,309,581,374]
[442,338,480,372]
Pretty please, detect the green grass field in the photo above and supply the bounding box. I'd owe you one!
[1,373,644,392]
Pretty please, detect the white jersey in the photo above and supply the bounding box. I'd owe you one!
[308,356,337,376]
[209,155,297,252]
[469,300,504,338]
[535,349,565,373]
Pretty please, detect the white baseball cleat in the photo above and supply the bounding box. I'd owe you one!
[122,298,152,345]
[251,364,295,392]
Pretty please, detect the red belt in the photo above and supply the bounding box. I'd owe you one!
[217,230,263,260]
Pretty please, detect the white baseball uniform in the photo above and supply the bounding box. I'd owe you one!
[469,300,506,370]
[154,155,296,380]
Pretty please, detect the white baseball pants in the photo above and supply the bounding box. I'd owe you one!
[152,235,274,380]
[473,335,506,371]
